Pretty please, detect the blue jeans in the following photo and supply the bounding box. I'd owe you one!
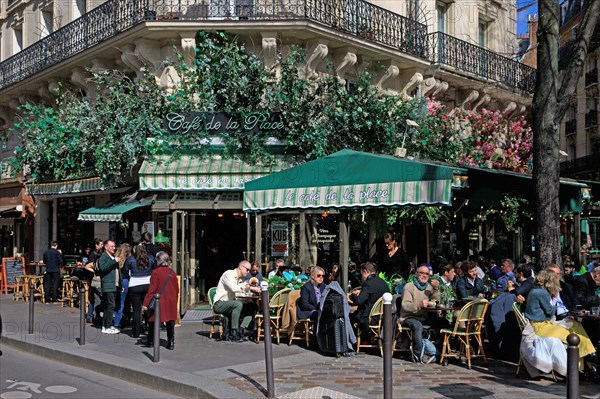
[114,279,129,327]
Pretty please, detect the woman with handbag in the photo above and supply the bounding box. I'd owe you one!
[143,251,179,350]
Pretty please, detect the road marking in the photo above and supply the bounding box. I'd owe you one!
[0,392,32,399]
[45,385,77,394]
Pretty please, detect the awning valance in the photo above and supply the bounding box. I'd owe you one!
[244,150,467,212]
[26,177,104,195]
[78,194,153,222]
[139,154,297,191]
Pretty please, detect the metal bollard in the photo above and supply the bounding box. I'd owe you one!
[382,293,393,399]
[260,282,275,399]
[153,293,161,363]
[566,333,579,399]
[28,283,34,334]
[79,286,86,346]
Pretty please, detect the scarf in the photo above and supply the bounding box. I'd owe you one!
[414,279,428,291]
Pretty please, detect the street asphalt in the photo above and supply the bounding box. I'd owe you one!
[0,295,598,399]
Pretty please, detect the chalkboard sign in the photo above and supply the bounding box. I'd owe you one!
[2,257,25,293]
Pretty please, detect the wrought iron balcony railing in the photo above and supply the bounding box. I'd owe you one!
[585,111,599,128]
[428,32,536,93]
[560,152,600,175]
[0,0,428,91]
[565,119,577,135]
[7,0,18,7]
[585,68,598,86]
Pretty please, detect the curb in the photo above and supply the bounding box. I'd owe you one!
[1,335,250,399]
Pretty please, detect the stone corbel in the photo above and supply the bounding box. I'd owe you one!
[305,40,328,80]
[134,39,162,76]
[472,93,491,112]
[71,67,95,100]
[374,63,400,95]
[514,104,527,116]
[37,84,54,103]
[48,78,63,96]
[333,48,357,84]
[449,90,479,117]
[503,101,517,115]
[159,66,180,94]
[261,33,278,71]
[419,77,439,97]
[0,106,10,126]
[120,44,143,79]
[399,72,423,100]
[432,81,449,97]
[91,58,114,72]
[179,32,197,69]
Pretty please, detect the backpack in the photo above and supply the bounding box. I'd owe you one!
[321,290,345,320]
[410,336,437,364]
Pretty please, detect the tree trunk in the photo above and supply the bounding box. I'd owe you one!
[533,0,600,270]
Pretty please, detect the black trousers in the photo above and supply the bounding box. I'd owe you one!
[128,284,149,338]
[148,320,175,343]
[44,272,60,302]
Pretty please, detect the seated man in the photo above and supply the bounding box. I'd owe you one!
[456,260,485,300]
[496,258,517,292]
[297,266,326,322]
[349,262,389,332]
[507,263,535,305]
[399,264,442,364]
[573,266,600,348]
[213,260,261,342]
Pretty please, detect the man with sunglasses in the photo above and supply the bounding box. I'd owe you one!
[297,266,326,321]
[214,260,261,342]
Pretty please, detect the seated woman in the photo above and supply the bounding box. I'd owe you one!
[455,260,485,300]
[524,269,597,370]
[297,266,326,322]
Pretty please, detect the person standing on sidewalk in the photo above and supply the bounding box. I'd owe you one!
[43,241,63,303]
[143,251,178,349]
[114,243,132,329]
[99,240,121,334]
[85,238,104,325]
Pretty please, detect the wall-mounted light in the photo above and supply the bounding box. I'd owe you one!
[582,187,591,200]
[452,174,469,188]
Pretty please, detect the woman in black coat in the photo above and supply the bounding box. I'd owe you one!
[297,266,326,321]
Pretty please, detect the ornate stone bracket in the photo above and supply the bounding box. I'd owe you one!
[305,40,328,80]
[420,77,439,97]
[120,44,143,79]
[503,101,517,114]
[432,81,449,97]
[261,33,278,71]
[334,48,357,84]
[71,67,95,100]
[399,72,423,100]
[37,85,54,103]
[134,39,162,75]
[449,90,479,117]
[180,32,197,69]
[374,64,399,95]
[472,93,491,111]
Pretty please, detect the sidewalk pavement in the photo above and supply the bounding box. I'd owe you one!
[1,295,598,399]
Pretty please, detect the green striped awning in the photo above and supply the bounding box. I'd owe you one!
[26,177,104,195]
[139,154,297,191]
[244,150,466,211]
[78,199,152,222]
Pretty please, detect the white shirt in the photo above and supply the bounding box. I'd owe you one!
[550,293,569,316]
[214,269,246,303]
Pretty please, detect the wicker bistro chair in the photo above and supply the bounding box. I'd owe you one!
[255,288,291,344]
[208,287,224,339]
[286,290,313,347]
[439,299,489,369]
[512,302,558,381]
[356,297,394,356]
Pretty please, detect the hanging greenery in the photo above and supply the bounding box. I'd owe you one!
[5,30,533,187]
[474,194,531,234]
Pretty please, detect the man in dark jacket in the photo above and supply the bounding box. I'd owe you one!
[350,262,389,331]
[43,241,63,303]
[98,240,120,334]
[573,266,600,347]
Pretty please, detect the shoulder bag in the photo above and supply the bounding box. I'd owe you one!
[147,270,174,311]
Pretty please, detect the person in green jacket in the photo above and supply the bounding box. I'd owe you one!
[99,240,121,334]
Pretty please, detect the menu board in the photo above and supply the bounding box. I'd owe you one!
[1,257,25,293]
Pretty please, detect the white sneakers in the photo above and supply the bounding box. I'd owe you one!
[101,326,120,334]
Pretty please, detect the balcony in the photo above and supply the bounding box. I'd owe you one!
[0,0,428,91]
[586,111,599,128]
[428,32,536,93]
[560,152,600,176]
[585,68,598,86]
[565,119,577,135]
